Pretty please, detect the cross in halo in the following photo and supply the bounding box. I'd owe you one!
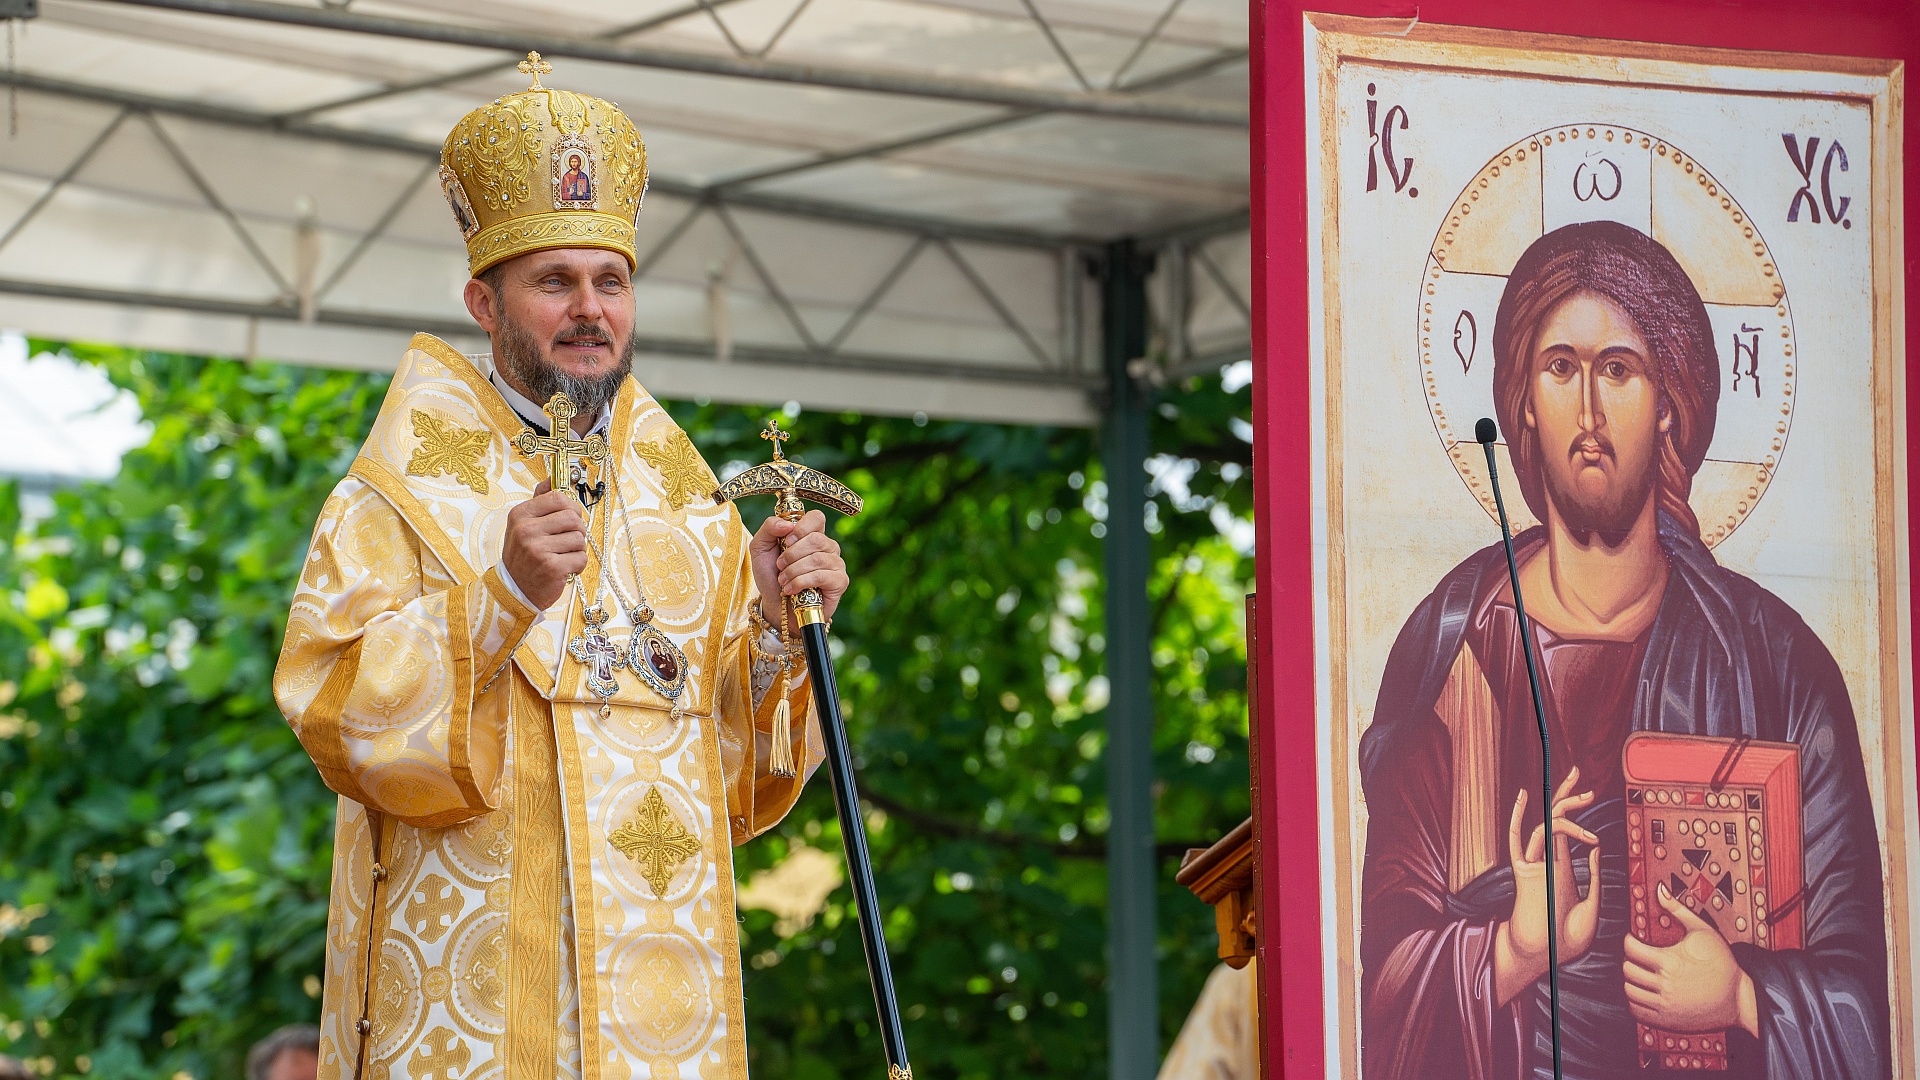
[759,417,792,461]
[519,50,554,90]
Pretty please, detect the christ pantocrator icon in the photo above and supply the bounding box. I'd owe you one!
[1360,211,1888,1079]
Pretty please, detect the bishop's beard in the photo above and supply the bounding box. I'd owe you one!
[494,313,635,423]
[1544,429,1660,547]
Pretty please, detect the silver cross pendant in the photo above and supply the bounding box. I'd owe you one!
[568,601,628,702]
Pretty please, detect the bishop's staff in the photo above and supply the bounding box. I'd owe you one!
[717,420,912,1080]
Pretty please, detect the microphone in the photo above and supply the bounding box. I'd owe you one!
[1475,417,1564,1080]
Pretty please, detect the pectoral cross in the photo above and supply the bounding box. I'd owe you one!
[519,50,553,90]
[510,392,607,500]
[568,603,627,702]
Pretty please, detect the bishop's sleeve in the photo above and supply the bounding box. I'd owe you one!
[714,519,824,844]
[273,476,540,829]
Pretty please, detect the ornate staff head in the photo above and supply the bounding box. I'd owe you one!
[714,418,861,622]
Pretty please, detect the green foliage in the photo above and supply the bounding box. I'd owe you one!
[0,344,1252,1080]
[0,344,385,1079]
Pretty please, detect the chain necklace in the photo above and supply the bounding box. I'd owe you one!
[606,466,688,716]
[565,457,689,720]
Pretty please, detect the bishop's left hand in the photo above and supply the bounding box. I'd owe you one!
[751,509,849,622]
[1623,883,1761,1037]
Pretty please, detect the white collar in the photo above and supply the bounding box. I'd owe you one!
[477,353,612,438]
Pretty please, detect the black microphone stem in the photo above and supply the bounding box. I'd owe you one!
[1481,440,1565,1080]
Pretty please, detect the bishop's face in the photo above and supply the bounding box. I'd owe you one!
[1523,288,1670,541]
[479,246,637,425]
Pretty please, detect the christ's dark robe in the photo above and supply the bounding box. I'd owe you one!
[1359,514,1889,1080]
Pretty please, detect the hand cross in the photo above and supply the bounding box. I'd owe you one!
[510,392,607,499]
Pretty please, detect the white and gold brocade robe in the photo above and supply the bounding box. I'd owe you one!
[272,334,823,1080]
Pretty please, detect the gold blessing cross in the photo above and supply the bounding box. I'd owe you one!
[511,392,608,499]
[714,418,861,625]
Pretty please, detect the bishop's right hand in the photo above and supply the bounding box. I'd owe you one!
[503,479,588,611]
[1494,767,1603,1006]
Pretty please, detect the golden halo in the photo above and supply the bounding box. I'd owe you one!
[1418,125,1796,548]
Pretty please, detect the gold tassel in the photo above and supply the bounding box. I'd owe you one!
[768,675,797,779]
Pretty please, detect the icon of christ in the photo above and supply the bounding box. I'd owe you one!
[561,152,592,203]
[1358,221,1889,1078]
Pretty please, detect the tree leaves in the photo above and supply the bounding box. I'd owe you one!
[0,345,381,1080]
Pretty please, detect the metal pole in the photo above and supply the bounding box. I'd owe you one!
[1100,239,1157,1080]
[799,621,911,1076]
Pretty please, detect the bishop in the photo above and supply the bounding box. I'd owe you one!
[273,56,851,1080]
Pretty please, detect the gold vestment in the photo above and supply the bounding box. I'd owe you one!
[273,333,821,1080]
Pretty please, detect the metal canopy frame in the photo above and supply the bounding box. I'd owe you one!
[98,0,1247,126]
[1,0,1249,423]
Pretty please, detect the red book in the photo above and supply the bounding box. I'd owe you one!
[1622,732,1803,1070]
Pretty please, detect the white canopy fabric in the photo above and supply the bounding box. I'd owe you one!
[0,0,1250,425]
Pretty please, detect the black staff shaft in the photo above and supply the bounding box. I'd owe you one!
[799,620,910,1075]
[1481,441,1564,1080]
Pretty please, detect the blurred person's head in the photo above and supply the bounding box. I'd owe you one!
[0,1054,31,1080]
[246,1024,320,1080]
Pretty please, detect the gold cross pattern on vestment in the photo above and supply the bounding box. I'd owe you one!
[404,874,463,944]
[518,50,553,90]
[609,787,703,896]
[510,392,608,499]
[410,1026,471,1080]
[715,418,862,626]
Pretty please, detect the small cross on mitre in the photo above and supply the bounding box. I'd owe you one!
[760,418,792,461]
[519,50,554,90]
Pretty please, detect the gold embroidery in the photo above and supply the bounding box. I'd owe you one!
[469,926,508,1012]
[406,410,492,494]
[464,211,636,276]
[404,874,464,944]
[604,934,714,1060]
[445,94,542,213]
[372,953,412,1042]
[543,87,589,134]
[635,944,700,1042]
[408,1027,470,1080]
[347,457,474,588]
[507,674,563,1077]
[598,103,649,213]
[299,639,377,808]
[635,431,715,511]
[303,539,344,589]
[692,636,752,1079]
[609,788,702,896]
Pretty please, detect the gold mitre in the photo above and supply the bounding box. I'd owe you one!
[439,52,649,276]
